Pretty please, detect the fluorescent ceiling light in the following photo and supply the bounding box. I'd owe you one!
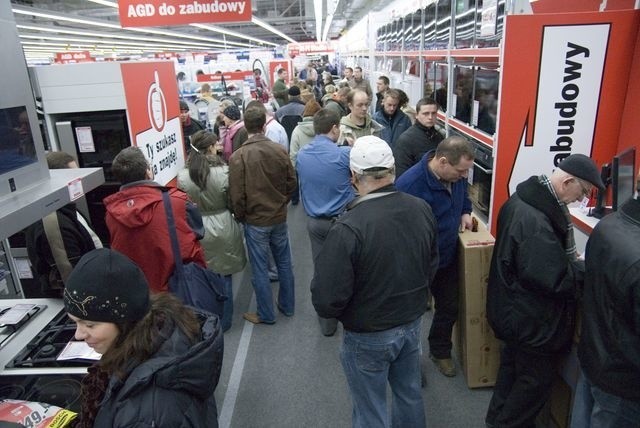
[251,16,296,43]
[19,34,217,50]
[16,24,223,48]
[86,0,118,7]
[12,5,255,48]
[314,0,322,42]
[190,23,276,46]
[12,6,121,30]
[322,0,340,42]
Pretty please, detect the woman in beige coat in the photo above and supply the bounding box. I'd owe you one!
[178,130,246,331]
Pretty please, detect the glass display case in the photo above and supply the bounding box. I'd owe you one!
[435,0,452,49]
[424,3,437,50]
[455,0,478,49]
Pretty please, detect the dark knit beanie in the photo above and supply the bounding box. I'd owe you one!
[64,249,150,323]
[223,104,241,121]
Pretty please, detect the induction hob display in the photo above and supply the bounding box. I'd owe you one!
[0,374,83,412]
[6,310,89,369]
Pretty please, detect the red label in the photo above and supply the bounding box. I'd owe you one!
[197,71,252,82]
[120,61,185,185]
[118,0,252,27]
[54,51,94,63]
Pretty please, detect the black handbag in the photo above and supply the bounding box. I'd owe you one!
[161,190,227,318]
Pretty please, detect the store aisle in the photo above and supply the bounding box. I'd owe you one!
[214,203,492,428]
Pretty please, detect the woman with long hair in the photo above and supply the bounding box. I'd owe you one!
[178,130,246,332]
[65,248,223,427]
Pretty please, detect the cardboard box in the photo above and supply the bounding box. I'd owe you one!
[454,220,500,388]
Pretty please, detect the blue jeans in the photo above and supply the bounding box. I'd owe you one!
[220,275,233,332]
[340,317,425,428]
[244,222,295,323]
[571,370,640,428]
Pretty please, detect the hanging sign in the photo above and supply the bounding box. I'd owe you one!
[54,51,94,64]
[120,61,184,185]
[118,0,252,27]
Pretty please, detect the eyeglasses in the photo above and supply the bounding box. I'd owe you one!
[576,179,592,197]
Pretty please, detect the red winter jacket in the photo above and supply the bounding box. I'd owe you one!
[104,183,206,293]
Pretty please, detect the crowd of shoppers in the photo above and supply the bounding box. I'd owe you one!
[33,60,637,427]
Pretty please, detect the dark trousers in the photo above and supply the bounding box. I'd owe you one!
[486,343,557,428]
[427,261,459,358]
[307,216,338,335]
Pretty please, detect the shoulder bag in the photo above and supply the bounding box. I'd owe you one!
[161,190,227,318]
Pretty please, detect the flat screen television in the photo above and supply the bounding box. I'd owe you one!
[435,0,452,49]
[423,4,437,50]
[612,146,636,209]
[590,147,636,218]
[407,10,422,52]
[0,105,48,200]
[472,67,500,135]
[453,65,474,124]
[454,0,477,49]
[434,63,449,112]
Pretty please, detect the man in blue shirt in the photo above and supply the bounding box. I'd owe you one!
[396,135,475,377]
[296,108,355,336]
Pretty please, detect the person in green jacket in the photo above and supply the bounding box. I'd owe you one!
[272,68,289,108]
[178,130,246,331]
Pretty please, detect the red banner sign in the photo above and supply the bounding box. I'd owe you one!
[197,71,252,82]
[120,61,184,185]
[286,41,334,56]
[118,0,252,27]
[490,10,639,232]
[54,51,94,64]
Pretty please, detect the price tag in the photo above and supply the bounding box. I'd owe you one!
[68,178,84,201]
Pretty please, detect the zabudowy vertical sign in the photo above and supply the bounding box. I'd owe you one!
[509,24,609,194]
[490,10,639,233]
[121,62,184,185]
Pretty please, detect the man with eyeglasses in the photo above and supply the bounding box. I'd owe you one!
[485,154,605,428]
[396,136,475,380]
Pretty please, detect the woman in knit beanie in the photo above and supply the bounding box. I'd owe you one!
[65,248,223,428]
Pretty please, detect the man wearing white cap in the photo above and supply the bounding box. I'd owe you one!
[311,136,439,427]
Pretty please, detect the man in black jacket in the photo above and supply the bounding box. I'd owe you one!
[312,136,439,427]
[485,154,605,428]
[570,168,640,427]
[393,97,444,177]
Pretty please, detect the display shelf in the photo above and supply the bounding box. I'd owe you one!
[447,117,494,147]
[385,48,499,59]
[0,167,104,242]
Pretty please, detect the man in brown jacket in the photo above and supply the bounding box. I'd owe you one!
[229,106,297,325]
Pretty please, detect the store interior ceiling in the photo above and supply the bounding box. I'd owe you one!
[11,0,388,62]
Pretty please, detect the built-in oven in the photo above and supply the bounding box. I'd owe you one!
[468,141,493,224]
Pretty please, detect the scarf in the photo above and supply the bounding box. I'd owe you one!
[539,174,577,260]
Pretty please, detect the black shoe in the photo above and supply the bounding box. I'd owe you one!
[277,304,294,317]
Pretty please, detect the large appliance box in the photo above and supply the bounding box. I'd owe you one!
[454,220,500,388]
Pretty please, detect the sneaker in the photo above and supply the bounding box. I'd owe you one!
[242,312,275,325]
[430,354,456,377]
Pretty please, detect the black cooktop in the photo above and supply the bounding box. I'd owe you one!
[0,374,83,412]
[6,310,91,369]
